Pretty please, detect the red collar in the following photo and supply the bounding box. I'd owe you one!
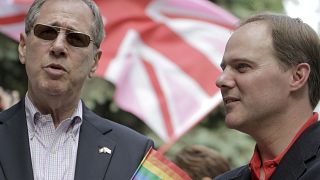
[249,113,318,180]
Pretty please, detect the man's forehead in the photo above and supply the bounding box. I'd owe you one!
[220,22,275,67]
[235,21,270,38]
[36,0,93,31]
[226,22,273,52]
[38,0,91,16]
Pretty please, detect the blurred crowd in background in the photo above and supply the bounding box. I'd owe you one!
[0,86,19,111]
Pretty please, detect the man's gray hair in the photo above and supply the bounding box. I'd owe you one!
[25,0,105,48]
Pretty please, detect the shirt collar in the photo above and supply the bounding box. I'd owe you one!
[249,113,318,180]
[25,94,83,137]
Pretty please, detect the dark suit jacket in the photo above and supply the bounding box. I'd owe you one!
[0,100,154,180]
[215,121,320,180]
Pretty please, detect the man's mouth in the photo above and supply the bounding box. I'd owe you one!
[45,64,67,72]
[43,63,67,77]
[223,97,240,104]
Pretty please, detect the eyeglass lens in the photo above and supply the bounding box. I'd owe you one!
[33,24,92,47]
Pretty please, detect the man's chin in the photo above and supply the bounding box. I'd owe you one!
[41,86,68,96]
[225,115,243,129]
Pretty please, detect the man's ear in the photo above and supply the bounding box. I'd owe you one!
[89,49,102,78]
[18,33,27,64]
[290,63,310,91]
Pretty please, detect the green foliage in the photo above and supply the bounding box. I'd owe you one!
[81,77,150,133]
[0,33,19,62]
[0,34,27,94]
[211,0,284,20]
[81,77,114,109]
[149,125,255,168]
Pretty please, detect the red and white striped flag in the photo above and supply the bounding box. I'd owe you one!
[0,0,30,40]
[0,0,239,148]
[95,0,238,148]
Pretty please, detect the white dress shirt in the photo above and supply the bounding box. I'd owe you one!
[25,95,83,180]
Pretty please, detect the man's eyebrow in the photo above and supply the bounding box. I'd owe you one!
[219,58,252,69]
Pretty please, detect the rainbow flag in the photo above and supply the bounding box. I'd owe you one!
[131,148,191,180]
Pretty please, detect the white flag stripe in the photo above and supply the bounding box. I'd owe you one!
[175,93,222,136]
[107,30,169,140]
[105,30,138,84]
[140,39,210,137]
[0,23,24,40]
[129,59,169,140]
[0,3,29,41]
[115,55,169,141]
[166,19,232,68]
[147,0,238,25]
[0,3,27,16]
[147,1,234,68]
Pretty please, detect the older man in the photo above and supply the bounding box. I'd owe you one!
[0,0,153,179]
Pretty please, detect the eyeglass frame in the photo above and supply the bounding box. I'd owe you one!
[31,23,98,48]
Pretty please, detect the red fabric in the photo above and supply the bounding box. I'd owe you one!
[249,113,318,180]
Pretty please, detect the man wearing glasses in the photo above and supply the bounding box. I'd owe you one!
[0,0,153,179]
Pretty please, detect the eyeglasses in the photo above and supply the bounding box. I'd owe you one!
[33,23,94,47]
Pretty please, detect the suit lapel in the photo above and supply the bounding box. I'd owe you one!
[229,165,251,180]
[0,100,34,180]
[74,105,115,180]
[271,145,306,179]
[271,121,320,179]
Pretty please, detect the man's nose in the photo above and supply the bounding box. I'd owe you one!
[215,68,235,89]
[50,32,67,57]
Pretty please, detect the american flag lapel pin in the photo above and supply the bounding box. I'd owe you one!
[99,147,112,154]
